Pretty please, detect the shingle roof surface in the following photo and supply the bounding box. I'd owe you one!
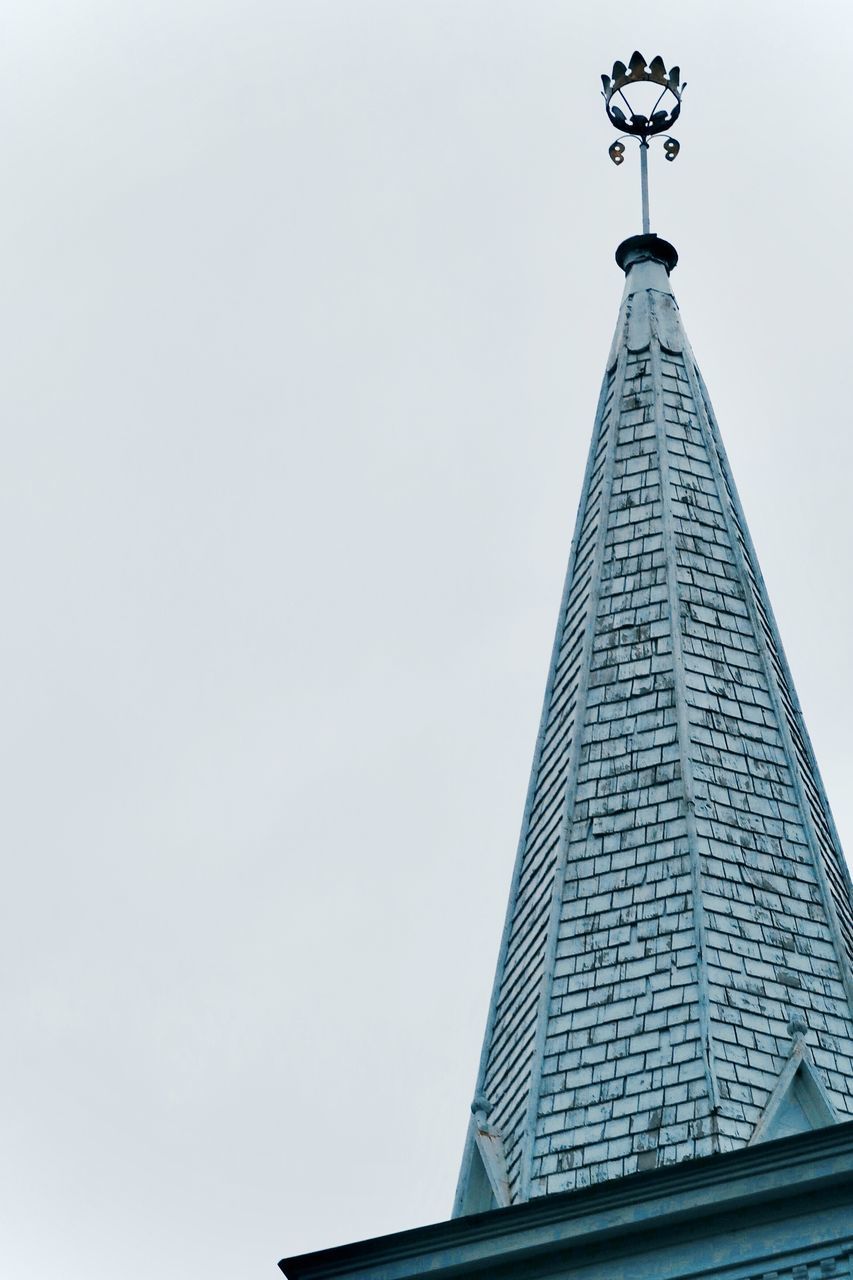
[456,242,853,1209]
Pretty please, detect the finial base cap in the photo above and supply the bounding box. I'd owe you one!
[616,234,678,275]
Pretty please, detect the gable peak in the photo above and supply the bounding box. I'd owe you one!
[749,1024,838,1147]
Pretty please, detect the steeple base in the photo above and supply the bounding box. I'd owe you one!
[616,233,678,274]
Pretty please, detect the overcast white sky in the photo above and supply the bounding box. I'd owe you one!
[3,3,853,1277]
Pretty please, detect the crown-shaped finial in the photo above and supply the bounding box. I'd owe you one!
[601,52,684,140]
[601,53,684,234]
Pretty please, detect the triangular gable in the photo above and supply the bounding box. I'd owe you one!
[456,1118,511,1215]
[749,1040,838,1146]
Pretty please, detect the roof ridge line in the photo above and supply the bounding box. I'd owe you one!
[516,333,631,1202]
[649,290,720,1122]
[452,306,628,1216]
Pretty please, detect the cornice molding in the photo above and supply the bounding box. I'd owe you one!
[280,1121,853,1280]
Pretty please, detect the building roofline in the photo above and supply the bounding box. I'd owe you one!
[280,1120,853,1279]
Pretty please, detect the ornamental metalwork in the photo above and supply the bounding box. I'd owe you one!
[601,52,684,233]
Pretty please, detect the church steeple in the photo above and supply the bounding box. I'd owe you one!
[279,56,853,1280]
[453,60,853,1213]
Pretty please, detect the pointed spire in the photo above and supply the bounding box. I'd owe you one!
[453,235,853,1214]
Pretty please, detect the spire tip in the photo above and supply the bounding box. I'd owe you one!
[615,233,678,276]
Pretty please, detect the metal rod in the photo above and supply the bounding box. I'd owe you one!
[640,140,650,234]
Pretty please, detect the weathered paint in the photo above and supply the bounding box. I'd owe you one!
[454,234,853,1211]
[749,1032,838,1145]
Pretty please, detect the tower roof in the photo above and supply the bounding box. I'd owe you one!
[454,234,853,1213]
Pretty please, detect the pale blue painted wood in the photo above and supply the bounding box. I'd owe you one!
[649,296,719,1117]
[453,235,853,1210]
[455,344,623,1211]
[281,1122,853,1280]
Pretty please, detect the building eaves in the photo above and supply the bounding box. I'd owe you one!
[280,1119,853,1280]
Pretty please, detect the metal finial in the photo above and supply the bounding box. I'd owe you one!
[471,1092,493,1124]
[788,1012,809,1044]
[601,52,684,235]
